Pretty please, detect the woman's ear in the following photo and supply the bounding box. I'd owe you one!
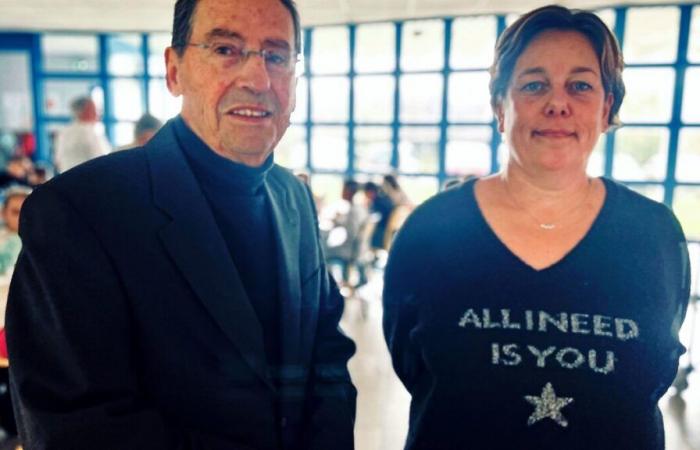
[495,102,505,134]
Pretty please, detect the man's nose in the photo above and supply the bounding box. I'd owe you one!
[234,52,272,93]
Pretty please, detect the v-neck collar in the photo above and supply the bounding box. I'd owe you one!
[468,177,615,273]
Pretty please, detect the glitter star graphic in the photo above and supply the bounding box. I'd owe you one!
[524,382,574,427]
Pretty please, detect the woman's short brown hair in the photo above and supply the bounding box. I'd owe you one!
[489,5,625,127]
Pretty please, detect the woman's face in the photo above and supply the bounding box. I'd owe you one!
[496,30,613,176]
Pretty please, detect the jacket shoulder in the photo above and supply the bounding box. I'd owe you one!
[48,148,149,196]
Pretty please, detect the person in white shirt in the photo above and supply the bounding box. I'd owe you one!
[53,96,111,172]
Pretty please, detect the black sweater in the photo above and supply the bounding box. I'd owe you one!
[383,178,690,450]
[174,117,280,368]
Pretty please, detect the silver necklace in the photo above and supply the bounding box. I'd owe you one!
[503,178,593,230]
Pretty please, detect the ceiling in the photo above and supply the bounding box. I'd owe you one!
[0,0,694,33]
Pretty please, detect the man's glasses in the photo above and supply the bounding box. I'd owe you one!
[184,41,298,76]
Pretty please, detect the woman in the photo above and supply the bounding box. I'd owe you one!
[383,5,690,450]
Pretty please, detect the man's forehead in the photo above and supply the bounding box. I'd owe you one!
[191,0,294,42]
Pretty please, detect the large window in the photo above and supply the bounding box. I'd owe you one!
[23,4,700,238]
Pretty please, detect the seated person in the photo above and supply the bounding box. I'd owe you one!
[0,186,31,361]
[0,186,30,443]
[324,180,368,288]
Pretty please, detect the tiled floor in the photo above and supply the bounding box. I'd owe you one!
[341,275,700,450]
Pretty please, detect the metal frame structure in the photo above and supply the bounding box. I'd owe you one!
[0,3,698,207]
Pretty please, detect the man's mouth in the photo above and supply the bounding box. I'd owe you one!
[226,108,272,119]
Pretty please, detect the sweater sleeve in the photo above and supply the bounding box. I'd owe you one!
[382,213,426,392]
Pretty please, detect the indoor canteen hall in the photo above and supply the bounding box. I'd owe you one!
[0,0,699,449]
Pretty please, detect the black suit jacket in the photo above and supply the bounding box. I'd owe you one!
[6,121,356,450]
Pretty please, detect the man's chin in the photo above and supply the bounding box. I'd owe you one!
[219,142,274,166]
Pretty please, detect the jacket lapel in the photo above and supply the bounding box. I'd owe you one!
[145,122,271,387]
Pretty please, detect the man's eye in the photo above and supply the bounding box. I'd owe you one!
[264,51,289,67]
[520,81,546,93]
[212,44,240,57]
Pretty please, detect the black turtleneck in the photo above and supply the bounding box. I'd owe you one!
[173,116,280,367]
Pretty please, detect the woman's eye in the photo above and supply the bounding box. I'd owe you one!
[570,81,593,92]
[520,81,545,93]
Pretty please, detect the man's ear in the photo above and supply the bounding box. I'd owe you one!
[165,47,183,96]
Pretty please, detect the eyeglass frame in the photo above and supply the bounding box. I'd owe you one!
[177,41,300,75]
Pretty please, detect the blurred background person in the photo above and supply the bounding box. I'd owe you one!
[132,114,162,147]
[117,113,163,151]
[381,175,413,249]
[384,5,690,449]
[0,156,38,189]
[322,179,369,293]
[53,96,110,172]
[0,186,31,448]
[382,175,411,208]
[364,181,395,254]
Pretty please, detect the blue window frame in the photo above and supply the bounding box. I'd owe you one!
[2,3,699,237]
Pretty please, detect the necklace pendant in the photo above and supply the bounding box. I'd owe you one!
[540,223,556,230]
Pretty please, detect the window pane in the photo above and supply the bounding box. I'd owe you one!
[450,16,496,69]
[310,174,344,210]
[619,68,674,124]
[311,27,349,75]
[628,185,665,203]
[354,76,395,123]
[676,128,700,182]
[148,79,181,122]
[448,71,492,123]
[311,126,347,170]
[291,77,307,124]
[595,9,616,32]
[42,34,99,73]
[446,126,492,177]
[586,135,607,177]
[0,52,33,132]
[148,33,170,76]
[311,77,349,123]
[111,79,143,121]
[114,122,135,148]
[673,187,700,240]
[43,79,102,117]
[689,6,700,63]
[107,34,143,76]
[275,125,307,170]
[401,20,444,72]
[355,23,396,73]
[400,74,443,123]
[624,7,680,64]
[613,127,668,181]
[355,126,392,173]
[398,176,439,206]
[682,68,700,124]
[399,126,439,174]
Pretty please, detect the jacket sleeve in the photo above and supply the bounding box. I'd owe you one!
[303,186,357,450]
[6,185,185,450]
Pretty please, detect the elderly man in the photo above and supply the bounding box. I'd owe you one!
[6,0,356,449]
[54,96,111,172]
